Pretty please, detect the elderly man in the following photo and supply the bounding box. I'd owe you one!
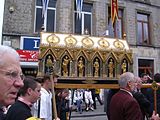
[0,45,24,119]
[5,76,41,120]
[109,72,143,120]
[132,77,151,119]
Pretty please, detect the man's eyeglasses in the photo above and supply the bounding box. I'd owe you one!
[0,69,25,81]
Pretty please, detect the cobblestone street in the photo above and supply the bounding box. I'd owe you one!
[70,101,108,120]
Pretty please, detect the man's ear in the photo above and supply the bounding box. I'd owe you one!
[127,81,131,87]
[27,88,33,95]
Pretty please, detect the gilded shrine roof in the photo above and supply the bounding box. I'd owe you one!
[40,32,130,51]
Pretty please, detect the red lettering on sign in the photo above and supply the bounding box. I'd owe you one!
[16,50,39,62]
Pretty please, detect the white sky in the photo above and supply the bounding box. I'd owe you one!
[0,0,5,45]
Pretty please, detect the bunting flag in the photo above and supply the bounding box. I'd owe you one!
[111,0,118,25]
[115,19,120,38]
[76,0,83,19]
[108,18,114,37]
[42,0,49,19]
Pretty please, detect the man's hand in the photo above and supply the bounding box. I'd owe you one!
[54,117,60,120]
[150,111,160,120]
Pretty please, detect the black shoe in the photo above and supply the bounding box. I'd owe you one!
[100,103,103,105]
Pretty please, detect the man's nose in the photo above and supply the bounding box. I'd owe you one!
[14,78,24,88]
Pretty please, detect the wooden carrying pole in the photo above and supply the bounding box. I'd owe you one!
[50,73,58,119]
[153,90,157,114]
[45,53,58,119]
[152,81,158,114]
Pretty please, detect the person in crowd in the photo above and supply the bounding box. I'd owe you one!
[109,72,143,120]
[32,74,60,120]
[73,89,84,114]
[95,89,103,105]
[5,76,41,120]
[56,89,70,120]
[140,73,152,99]
[103,89,109,115]
[146,73,160,116]
[84,89,94,111]
[132,76,152,119]
[141,73,151,84]
[107,75,156,120]
[106,89,119,120]
[0,45,24,120]
[90,89,96,109]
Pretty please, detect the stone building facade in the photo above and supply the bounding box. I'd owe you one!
[2,0,160,77]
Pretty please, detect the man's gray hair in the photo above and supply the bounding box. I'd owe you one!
[0,45,20,66]
[118,72,135,88]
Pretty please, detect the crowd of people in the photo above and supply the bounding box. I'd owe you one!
[72,88,103,114]
[0,45,160,120]
[104,72,160,120]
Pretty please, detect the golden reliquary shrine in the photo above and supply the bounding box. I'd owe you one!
[37,32,133,88]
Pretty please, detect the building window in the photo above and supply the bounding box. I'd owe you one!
[137,13,150,45]
[74,2,92,35]
[108,9,123,38]
[35,0,56,32]
[138,59,154,77]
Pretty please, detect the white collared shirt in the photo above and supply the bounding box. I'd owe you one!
[32,87,52,120]
[120,88,133,97]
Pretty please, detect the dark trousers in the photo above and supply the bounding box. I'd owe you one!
[95,94,103,105]
[76,100,82,113]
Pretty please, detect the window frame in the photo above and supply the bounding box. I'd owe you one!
[34,0,56,33]
[136,12,150,46]
[73,2,92,35]
[137,58,155,78]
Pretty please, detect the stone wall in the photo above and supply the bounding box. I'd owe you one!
[2,0,160,74]
[3,0,34,35]
[56,0,72,33]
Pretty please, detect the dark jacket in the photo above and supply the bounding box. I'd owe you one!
[0,107,5,120]
[146,88,160,116]
[56,96,69,120]
[109,90,143,120]
[5,100,32,120]
[106,89,119,120]
[132,91,151,119]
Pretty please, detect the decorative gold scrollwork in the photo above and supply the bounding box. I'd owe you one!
[47,34,60,45]
[82,80,97,84]
[152,81,158,90]
[82,37,94,48]
[65,35,77,47]
[113,40,124,49]
[98,38,109,49]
